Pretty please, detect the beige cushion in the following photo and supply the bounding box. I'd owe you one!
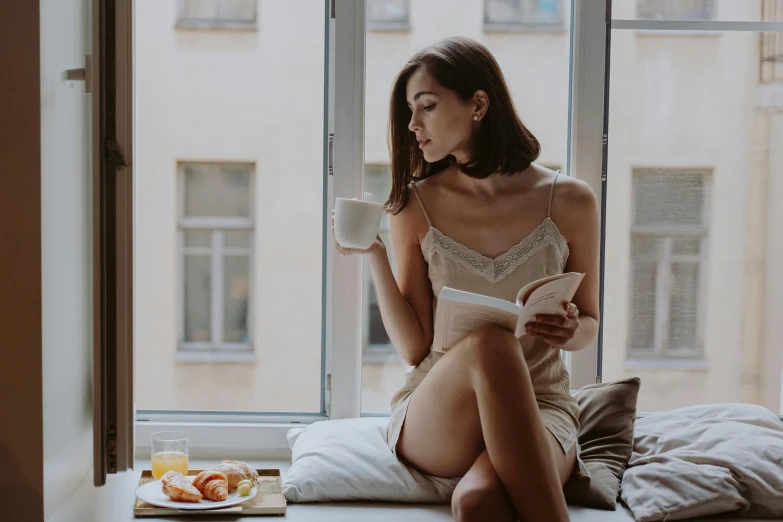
[564,377,641,510]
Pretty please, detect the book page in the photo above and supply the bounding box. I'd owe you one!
[513,273,584,337]
[432,301,518,353]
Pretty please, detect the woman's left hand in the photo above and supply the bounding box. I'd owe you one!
[524,302,580,347]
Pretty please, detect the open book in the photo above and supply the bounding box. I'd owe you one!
[431,272,585,353]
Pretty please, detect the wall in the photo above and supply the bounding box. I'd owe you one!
[0,0,44,520]
[39,0,95,517]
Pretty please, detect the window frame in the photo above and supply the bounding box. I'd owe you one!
[176,0,258,30]
[483,0,567,33]
[114,1,783,462]
[176,162,256,359]
[626,168,712,363]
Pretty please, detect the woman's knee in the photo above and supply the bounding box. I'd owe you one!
[462,325,526,373]
[452,482,513,522]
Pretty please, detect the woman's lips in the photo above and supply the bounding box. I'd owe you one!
[419,139,431,149]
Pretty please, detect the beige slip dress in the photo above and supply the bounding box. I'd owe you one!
[386,171,591,481]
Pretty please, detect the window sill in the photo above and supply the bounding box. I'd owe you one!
[483,22,567,34]
[176,351,257,363]
[624,359,708,370]
[175,20,258,31]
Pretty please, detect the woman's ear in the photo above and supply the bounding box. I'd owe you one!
[473,90,489,119]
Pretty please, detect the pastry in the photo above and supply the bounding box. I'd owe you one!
[192,470,229,501]
[214,460,259,489]
[160,470,202,503]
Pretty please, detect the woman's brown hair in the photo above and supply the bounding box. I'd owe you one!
[385,36,541,215]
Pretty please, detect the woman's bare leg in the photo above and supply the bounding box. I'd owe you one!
[451,451,516,522]
[397,325,572,522]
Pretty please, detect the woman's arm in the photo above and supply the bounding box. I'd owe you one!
[368,200,434,366]
[525,176,601,352]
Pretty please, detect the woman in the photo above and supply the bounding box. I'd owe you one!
[332,36,599,522]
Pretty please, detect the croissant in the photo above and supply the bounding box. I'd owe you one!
[214,460,259,489]
[161,470,202,502]
[192,470,229,501]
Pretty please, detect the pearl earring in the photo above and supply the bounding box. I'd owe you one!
[474,115,479,121]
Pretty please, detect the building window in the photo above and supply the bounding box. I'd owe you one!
[627,168,711,362]
[637,0,715,21]
[178,163,254,355]
[484,0,565,32]
[178,0,257,29]
[367,0,410,30]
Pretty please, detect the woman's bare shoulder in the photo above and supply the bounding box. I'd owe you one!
[390,183,430,246]
[550,173,599,241]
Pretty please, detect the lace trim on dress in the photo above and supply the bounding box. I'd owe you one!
[420,217,569,284]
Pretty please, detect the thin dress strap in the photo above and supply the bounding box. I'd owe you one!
[410,182,433,228]
[547,171,561,218]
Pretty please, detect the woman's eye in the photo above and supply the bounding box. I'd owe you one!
[423,104,436,112]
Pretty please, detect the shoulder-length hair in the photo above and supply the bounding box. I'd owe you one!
[385,36,541,215]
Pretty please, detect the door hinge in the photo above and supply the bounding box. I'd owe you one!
[328,133,334,176]
[331,0,335,19]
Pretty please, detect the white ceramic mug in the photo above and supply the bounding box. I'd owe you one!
[334,198,385,250]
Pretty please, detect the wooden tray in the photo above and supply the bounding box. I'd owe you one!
[133,469,287,517]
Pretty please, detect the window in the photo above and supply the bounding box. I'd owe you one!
[178,0,257,28]
[178,164,255,359]
[367,0,409,30]
[637,0,715,21]
[484,0,565,31]
[362,164,395,361]
[628,169,711,362]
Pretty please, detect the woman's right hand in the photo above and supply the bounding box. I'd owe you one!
[331,210,386,257]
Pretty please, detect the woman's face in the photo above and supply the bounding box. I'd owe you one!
[405,68,484,164]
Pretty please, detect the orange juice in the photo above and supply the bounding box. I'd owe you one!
[151,451,189,479]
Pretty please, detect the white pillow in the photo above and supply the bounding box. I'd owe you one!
[621,403,783,521]
[282,417,458,503]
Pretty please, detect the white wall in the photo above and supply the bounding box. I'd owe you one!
[40,0,94,517]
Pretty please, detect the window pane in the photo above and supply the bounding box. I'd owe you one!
[613,0,762,21]
[361,1,572,414]
[220,0,256,22]
[604,23,783,415]
[225,230,251,248]
[629,258,657,352]
[631,236,660,257]
[136,1,326,413]
[183,165,252,218]
[669,262,700,350]
[637,0,715,21]
[485,0,563,26]
[367,0,408,24]
[184,255,212,342]
[634,170,706,227]
[223,255,250,343]
[182,0,219,20]
[184,230,212,248]
[672,237,700,255]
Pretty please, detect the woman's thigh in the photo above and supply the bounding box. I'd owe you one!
[396,341,485,478]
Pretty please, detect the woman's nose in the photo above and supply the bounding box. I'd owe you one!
[408,115,421,133]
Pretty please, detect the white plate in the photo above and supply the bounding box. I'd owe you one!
[135,475,258,511]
